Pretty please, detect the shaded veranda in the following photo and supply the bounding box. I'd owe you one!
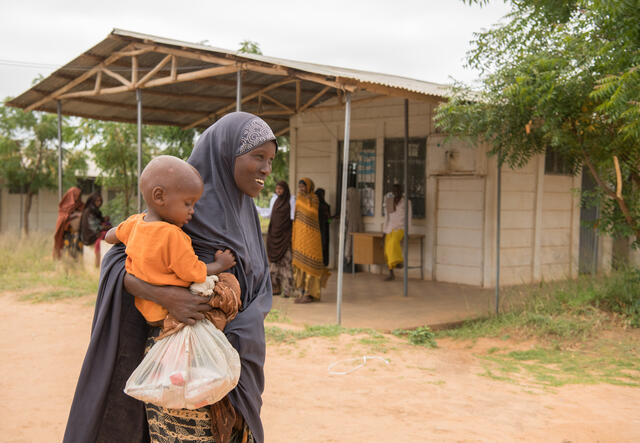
[272,272,494,331]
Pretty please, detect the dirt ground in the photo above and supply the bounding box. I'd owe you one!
[1,293,639,443]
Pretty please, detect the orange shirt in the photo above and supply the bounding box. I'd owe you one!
[116,213,207,322]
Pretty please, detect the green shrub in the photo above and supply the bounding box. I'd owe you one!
[398,326,437,348]
[595,268,640,327]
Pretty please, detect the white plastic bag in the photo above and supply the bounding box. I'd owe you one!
[124,320,241,409]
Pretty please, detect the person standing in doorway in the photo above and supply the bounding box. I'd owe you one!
[383,184,411,281]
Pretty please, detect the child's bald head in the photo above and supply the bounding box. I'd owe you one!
[140,156,204,226]
[140,156,202,200]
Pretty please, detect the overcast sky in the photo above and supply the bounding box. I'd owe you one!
[0,0,511,101]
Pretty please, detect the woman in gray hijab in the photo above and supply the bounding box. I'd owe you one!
[63,112,276,443]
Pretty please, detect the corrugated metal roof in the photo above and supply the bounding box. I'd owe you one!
[112,29,453,98]
[6,29,452,133]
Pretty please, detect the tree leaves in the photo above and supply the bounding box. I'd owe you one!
[438,0,640,244]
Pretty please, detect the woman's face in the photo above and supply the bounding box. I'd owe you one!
[275,184,284,196]
[234,141,277,198]
[298,181,307,194]
[94,196,103,208]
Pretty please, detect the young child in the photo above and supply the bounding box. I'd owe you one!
[105,155,236,325]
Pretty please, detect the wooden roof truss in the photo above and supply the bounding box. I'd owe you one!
[20,39,381,135]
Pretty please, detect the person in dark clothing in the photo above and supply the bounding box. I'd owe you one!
[79,193,108,245]
[79,192,112,267]
[63,112,277,443]
[315,188,331,267]
[266,181,294,297]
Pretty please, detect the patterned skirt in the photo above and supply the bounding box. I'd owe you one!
[144,328,254,443]
[269,248,293,297]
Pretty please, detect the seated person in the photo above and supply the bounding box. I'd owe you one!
[105,155,236,325]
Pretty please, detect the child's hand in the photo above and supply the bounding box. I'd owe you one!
[214,249,236,272]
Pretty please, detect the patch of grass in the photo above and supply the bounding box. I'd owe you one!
[0,232,99,302]
[393,326,437,348]
[481,367,518,384]
[478,339,640,388]
[265,308,290,323]
[358,334,390,353]
[436,271,640,343]
[265,324,388,345]
[19,287,95,302]
[428,272,640,389]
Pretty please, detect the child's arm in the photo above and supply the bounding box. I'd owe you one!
[206,249,236,275]
[104,227,120,244]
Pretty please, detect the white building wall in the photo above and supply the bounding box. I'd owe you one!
[435,177,485,286]
[0,187,110,234]
[0,188,59,233]
[498,160,537,285]
[540,173,579,281]
[289,93,603,287]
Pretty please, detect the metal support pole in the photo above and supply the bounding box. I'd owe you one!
[136,89,143,212]
[336,92,352,325]
[57,101,63,201]
[236,70,242,112]
[495,153,502,314]
[403,99,409,297]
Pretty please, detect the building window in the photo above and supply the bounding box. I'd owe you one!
[545,148,572,175]
[337,139,376,216]
[383,137,426,219]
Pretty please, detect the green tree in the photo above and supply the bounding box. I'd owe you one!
[436,0,640,245]
[79,120,153,220]
[238,40,262,55]
[79,120,197,222]
[146,125,198,160]
[0,104,87,234]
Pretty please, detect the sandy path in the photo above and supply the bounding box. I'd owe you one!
[1,293,639,442]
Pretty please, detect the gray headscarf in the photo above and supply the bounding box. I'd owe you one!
[183,112,276,443]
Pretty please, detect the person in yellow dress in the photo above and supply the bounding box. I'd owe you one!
[291,178,330,303]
